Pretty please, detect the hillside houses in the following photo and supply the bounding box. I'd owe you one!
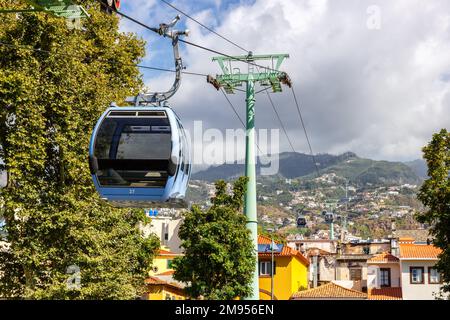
[140,191,442,300]
[287,237,445,300]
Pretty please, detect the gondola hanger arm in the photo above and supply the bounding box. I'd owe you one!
[126,15,190,107]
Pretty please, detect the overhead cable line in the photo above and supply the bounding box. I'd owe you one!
[176,38,281,74]
[159,0,249,53]
[98,1,282,74]
[220,87,245,128]
[219,87,265,156]
[0,41,207,77]
[265,90,297,154]
[290,85,321,178]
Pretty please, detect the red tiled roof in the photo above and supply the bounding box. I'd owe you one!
[258,235,273,245]
[368,252,399,263]
[157,270,175,276]
[291,282,367,299]
[145,276,184,289]
[145,276,166,285]
[158,249,183,256]
[399,244,441,259]
[258,235,310,266]
[368,287,402,300]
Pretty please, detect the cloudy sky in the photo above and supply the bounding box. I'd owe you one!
[118,0,450,165]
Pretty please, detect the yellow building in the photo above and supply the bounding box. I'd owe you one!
[149,248,183,276]
[258,235,310,300]
[145,248,189,300]
[144,271,187,300]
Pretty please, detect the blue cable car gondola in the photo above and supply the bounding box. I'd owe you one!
[89,106,191,208]
[88,16,191,208]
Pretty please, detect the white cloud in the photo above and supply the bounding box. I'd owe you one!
[120,0,450,165]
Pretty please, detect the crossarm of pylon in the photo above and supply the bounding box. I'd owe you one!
[0,1,89,19]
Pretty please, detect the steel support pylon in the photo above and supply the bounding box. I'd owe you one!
[244,75,259,300]
[209,53,291,300]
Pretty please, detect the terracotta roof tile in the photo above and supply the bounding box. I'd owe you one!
[157,270,175,276]
[291,282,367,299]
[145,276,185,289]
[145,276,166,285]
[258,235,273,245]
[258,235,310,266]
[157,249,183,257]
[368,287,402,300]
[399,244,441,259]
[368,252,399,263]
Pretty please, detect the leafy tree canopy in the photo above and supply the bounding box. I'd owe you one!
[0,0,159,299]
[172,177,256,300]
[416,129,450,293]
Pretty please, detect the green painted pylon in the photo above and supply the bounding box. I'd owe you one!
[244,73,259,300]
[209,52,291,300]
[0,1,89,19]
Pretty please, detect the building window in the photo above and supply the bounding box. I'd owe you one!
[410,267,424,284]
[350,268,362,281]
[380,268,391,287]
[162,223,169,243]
[259,261,276,276]
[429,267,441,284]
[167,259,173,269]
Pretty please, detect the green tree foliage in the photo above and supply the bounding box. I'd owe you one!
[416,129,450,293]
[0,1,159,299]
[172,177,255,300]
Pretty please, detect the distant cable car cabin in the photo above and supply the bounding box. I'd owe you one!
[297,215,307,228]
[324,211,334,224]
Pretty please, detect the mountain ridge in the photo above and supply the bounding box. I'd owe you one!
[192,152,423,185]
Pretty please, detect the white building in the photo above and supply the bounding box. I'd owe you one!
[140,209,184,254]
[366,238,446,300]
[399,238,445,300]
[368,252,401,290]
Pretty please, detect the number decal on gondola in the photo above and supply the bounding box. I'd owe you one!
[129,189,135,194]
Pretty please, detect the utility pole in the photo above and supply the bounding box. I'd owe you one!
[312,255,318,288]
[330,221,334,240]
[267,226,278,301]
[271,235,275,300]
[209,53,291,300]
[341,180,348,243]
